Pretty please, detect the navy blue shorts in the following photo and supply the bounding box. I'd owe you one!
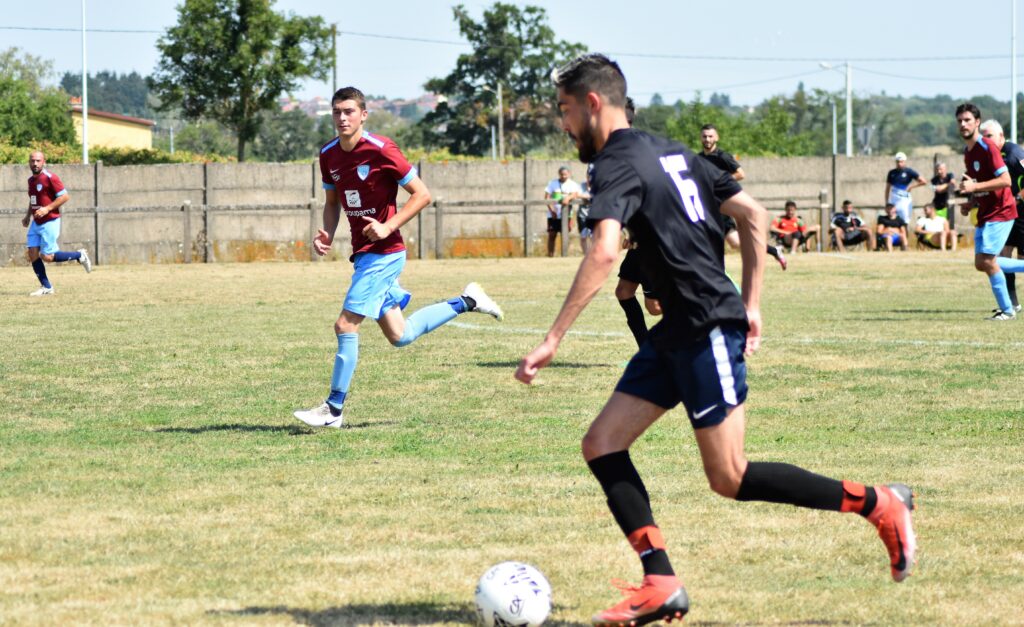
[615,326,749,429]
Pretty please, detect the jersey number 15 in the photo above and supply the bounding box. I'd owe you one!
[660,154,705,223]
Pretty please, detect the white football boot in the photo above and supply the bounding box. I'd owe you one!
[78,249,92,273]
[462,282,504,321]
[29,287,55,296]
[293,402,344,428]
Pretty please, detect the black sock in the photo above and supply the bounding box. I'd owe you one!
[461,295,477,311]
[588,451,674,576]
[1006,270,1018,309]
[735,461,846,511]
[31,258,51,288]
[618,297,648,348]
[767,244,781,260]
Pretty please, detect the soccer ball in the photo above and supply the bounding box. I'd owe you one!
[474,561,552,627]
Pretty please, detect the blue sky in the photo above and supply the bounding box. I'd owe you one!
[3,0,1021,107]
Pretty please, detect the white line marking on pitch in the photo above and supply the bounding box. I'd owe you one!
[450,321,1024,349]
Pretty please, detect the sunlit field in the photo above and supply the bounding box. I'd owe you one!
[2,250,1022,625]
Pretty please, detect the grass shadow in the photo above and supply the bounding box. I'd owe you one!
[211,602,589,626]
[149,421,401,435]
[475,361,613,369]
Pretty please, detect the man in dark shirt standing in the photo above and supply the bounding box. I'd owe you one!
[930,162,956,220]
[698,124,787,269]
[980,119,1024,312]
[515,53,916,626]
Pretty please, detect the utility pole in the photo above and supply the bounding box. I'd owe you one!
[331,24,337,96]
[1013,0,1018,143]
[497,82,505,160]
[845,62,853,157]
[81,0,89,164]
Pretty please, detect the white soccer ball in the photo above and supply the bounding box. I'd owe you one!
[474,561,552,627]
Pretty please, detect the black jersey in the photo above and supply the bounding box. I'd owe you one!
[696,148,741,175]
[587,128,747,348]
[1000,140,1024,198]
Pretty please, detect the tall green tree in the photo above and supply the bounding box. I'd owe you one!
[253,108,320,162]
[419,3,585,156]
[0,48,76,146]
[150,0,331,161]
[61,70,154,119]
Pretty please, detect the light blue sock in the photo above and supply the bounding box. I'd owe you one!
[997,256,1024,273]
[327,333,358,410]
[989,271,1013,312]
[394,299,464,347]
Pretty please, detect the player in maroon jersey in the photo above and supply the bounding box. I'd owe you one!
[293,87,503,428]
[23,151,91,296]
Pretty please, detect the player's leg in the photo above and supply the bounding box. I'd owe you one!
[977,222,1016,318]
[685,326,916,583]
[832,228,846,252]
[546,217,558,257]
[615,249,649,349]
[46,218,86,269]
[998,244,1019,311]
[26,222,53,295]
[378,282,502,349]
[584,345,689,625]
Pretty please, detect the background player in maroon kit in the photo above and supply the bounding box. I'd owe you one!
[23,150,91,296]
[294,87,503,428]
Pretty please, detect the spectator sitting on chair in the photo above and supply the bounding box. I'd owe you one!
[915,203,956,251]
[831,200,875,252]
[876,203,909,251]
[770,200,821,253]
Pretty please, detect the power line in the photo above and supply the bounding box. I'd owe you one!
[632,69,827,97]
[2,24,1022,64]
[856,66,1024,83]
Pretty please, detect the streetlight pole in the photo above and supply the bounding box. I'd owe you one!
[1013,0,1018,143]
[820,61,853,157]
[81,0,89,164]
[831,99,838,156]
[845,62,853,157]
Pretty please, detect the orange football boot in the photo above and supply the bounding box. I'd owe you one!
[591,574,689,626]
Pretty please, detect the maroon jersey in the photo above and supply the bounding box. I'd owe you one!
[319,131,416,256]
[964,136,1017,225]
[27,169,67,225]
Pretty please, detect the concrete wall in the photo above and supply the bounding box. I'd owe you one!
[0,153,967,266]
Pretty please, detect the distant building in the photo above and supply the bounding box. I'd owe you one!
[279,94,438,120]
[70,101,155,150]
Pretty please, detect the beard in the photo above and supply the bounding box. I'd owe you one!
[573,123,599,163]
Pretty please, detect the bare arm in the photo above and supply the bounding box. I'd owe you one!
[732,167,745,182]
[884,182,892,205]
[960,170,1011,194]
[720,190,766,355]
[313,188,342,256]
[515,219,621,384]
[908,176,928,191]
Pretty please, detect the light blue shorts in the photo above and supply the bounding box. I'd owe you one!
[26,218,61,255]
[975,220,1014,255]
[343,251,412,320]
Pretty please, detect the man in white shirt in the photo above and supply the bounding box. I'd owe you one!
[544,165,582,256]
[915,203,956,250]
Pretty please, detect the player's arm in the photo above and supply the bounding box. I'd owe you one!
[732,166,745,182]
[884,182,892,206]
[720,190,767,355]
[960,170,1011,194]
[314,188,342,256]
[910,174,928,190]
[363,176,431,242]
[515,218,621,384]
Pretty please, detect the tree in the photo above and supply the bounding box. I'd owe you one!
[0,48,76,146]
[171,120,237,157]
[61,70,154,119]
[418,3,585,156]
[150,0,331,161]
[253,108,320,162]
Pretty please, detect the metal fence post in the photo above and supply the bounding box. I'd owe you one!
[204,206,212,263]
[819,189,830,252]
[522,157,529,257]
[183,200,192,263]
[93,161,102,265]
[308,198,318,262]
[434,199,444,260]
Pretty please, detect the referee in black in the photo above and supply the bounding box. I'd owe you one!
[516,54,916,626]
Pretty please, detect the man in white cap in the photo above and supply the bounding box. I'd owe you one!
[885,152,928,225]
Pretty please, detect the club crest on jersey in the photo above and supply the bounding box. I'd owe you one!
[36,183,43,192]
[345,190,362,208]
[356,164,370,180]
[973,160,981,172]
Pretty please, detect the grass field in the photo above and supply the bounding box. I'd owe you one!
[2,250,1023,626]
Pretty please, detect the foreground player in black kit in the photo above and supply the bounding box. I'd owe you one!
[515,54,917,626]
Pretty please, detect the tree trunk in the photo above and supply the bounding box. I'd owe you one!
[236,135,246,162]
